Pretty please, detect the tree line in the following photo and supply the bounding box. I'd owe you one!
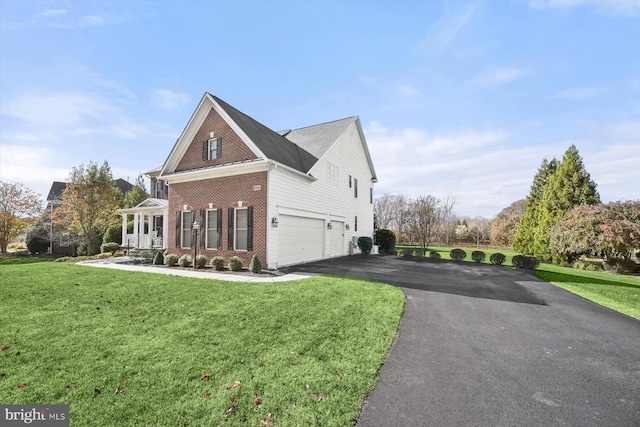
[375,144,639,273]
[0,161,149,255]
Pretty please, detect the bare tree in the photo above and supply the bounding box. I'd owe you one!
[469,217,492,248]
[409,195,444,251]
[373,193,397,230]
[439,194,456,245]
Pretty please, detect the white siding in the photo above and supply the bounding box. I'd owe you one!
[267,121,374,268]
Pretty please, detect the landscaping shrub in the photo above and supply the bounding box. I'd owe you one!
[414,249,425,258]
[210,256,225,271]
[97,253,112,259]
[375,229,396,254]
[450,248,467,261]
[102,223,122,245]
[153,251,164,265]
[26,226,49,254]
[573,259,604,271]
[489,252,506,265]
[471,250,486,263]
[164,254,178,267]
[195,254,207,269]
[604,258,639,274]
[401,248,414,257]
[77,234,102,257]
[113,250,125,257]
[512,255,540,270]
[357,236,373,256]
[229,256,243,271]
[178,255,191,267]
[429,250,441,260]
[249,254,262,273]
[100,242,120,254]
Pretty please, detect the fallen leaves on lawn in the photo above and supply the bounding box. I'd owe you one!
[18,383,26,388]
[201,372,211,381]
[260,413,275,426]
[225,396,239,418]
[2,345,10,351]
[114,388,126,395]
[312,392,324,402]
[204,392,211,399]
[128,313,133,317]
[254,391,262,406]
[226,380,243,390]
[94,387,101,394]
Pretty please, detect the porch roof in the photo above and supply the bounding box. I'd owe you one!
[118,198,169,214]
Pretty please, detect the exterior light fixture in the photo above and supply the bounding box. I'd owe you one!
[271,217,278,227]
[327,222,332,230]
[345,224,350,230]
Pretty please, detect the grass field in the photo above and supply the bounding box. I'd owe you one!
[396,245,640,319]
[0,259,404,426]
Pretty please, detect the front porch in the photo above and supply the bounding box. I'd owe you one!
[118,198,169,250]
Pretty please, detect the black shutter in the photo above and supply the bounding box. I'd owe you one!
[175,211,181,248]
[217,208,223,249]
[228,207,234,250]
[247,206,254,251]
[216,138,222,159]
[202,141,208,160]
[200,209,206,248]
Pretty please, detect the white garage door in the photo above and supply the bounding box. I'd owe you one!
[327,221,344,258]
[278,215,325,266]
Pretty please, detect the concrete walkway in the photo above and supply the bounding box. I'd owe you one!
[78,258,315,282]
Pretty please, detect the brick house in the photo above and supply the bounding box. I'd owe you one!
[119,92,377,268]
[46,179,133,255]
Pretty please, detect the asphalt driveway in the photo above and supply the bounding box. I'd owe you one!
[284,256,640,426]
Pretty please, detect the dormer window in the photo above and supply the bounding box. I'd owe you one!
[202,137,222,160]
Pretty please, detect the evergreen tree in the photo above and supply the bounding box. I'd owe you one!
[535,145,600,260]
[123,173,150,208]
[513,157,558,254]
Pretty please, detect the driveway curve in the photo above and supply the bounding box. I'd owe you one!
[284,256,640,427]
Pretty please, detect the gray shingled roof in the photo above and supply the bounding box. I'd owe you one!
[212,95,319,174]
[47,179,133,201]
[283,117,357,159]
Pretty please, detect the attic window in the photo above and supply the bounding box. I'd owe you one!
[202,138,222,160]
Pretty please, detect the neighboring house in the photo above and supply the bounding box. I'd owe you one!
[120,92,377,268]
[45,179,134,254]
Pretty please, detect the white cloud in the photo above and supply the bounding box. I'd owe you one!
[477,67,531,85]
[550,86,605,100]
[416,1,480,56]
[0,145,70,198]
[529,0,640,16]
[365,118,638,218]
[149,89,190,111]
[38,9,67,17]
[397,84,420,98]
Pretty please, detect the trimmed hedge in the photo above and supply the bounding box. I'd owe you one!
[450,248,467,261]
[429,250,441,260]
[178,255,191,267]
[100,242,120,254]
[195,254,207,269]
[164,254,178,267]
[229,256,243,271]
[249,254,262,273]
[210,256,225,271]
[374,229,396,254]
[357,236,373,256]
[153,251,164,265]
[489,253,506,265]
[512,255,540,270]
[471,250,486,263]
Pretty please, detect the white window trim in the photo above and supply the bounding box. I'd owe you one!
[208,137,220,160]
[205,209,218,250]
[234,207,248,251]
[181,211,193,249]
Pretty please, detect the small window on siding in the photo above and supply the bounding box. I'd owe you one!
[354,178,358,198]
[370,187,373,204]
[349,175,352,188]
[355,216,358,232]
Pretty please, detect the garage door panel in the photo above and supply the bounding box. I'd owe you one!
[278,215,324,266]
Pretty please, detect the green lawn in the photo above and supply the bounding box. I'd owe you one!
[397,244,640,320]
[535,263,640,320]
[0,260,404,426]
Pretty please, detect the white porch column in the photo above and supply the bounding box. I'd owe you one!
[134,213,140,248]
[163,211,169,249]
[121,214,127,247]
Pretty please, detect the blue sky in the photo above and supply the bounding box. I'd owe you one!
[1,0,638,217]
